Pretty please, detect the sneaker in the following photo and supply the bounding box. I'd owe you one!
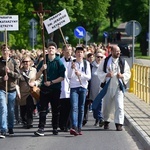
[34,128,44,136]
[99,119,105,127]
[0,132,6,139]
[8,129,14,136]
[89,110,92,113]
[53,129,58,135]
[70,128,79,136]
[94,119,99,126]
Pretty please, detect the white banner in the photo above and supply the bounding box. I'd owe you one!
[44,9,70,34]
[0,15,19,31]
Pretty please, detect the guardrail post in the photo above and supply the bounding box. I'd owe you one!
[129,68,134,93]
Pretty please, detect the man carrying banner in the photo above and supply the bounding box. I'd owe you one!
[34,41,66,136]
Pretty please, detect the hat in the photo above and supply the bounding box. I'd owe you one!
[75,46,84,52]
[47,41,57,49]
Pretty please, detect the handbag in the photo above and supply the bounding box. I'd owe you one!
[22,72,40,101]
[30,86,40,101]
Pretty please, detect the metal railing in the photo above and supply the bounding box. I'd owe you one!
[132,64,150,104]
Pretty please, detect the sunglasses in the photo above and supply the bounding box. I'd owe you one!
[96,56,103,58]
[23,61,30,63]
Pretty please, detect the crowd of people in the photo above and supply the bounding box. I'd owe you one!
[0,41,131,138]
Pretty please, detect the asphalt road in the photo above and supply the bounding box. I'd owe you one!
[0,112,143,150]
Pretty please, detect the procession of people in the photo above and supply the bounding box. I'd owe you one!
[0,41,131,138]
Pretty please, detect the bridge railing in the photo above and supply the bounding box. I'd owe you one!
[132,64,150,104]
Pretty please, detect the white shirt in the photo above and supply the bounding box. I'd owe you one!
[68,60,91,89]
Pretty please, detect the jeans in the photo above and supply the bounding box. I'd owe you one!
[0,90,16,133]
[70,87,87,130]
[93,102,103,121]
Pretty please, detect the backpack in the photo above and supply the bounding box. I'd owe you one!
[103,54,125,73]
[101,55,126,88]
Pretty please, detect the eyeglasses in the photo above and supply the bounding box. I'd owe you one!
[23,61,30,63]
[96,56,103,58]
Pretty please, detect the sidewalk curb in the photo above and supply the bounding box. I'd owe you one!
[125,110,150,150]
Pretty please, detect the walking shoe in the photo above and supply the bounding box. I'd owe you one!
[104,121,110,129]
[8,129,14,136]
[99,119,105,127]
[0,132,6,139]
[64,127,69,132]
[34,128,44,136]
[78,128,83,135]
[22,121,27,128]
[70,128,79,136]
[115,123,123,131]
[94,119,99,126]
[53,129,58,135]
[82,120,87,126]
[59,127,64,131]
[26,124,33,129]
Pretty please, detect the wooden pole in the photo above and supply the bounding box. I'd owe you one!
[59,27,68,48]
[59,27,82,86]
[32,2,51,82]
[5,29,8,103]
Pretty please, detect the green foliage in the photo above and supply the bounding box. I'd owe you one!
[0,0,12,15]
[114,0,149,55]
[0,0,111,49]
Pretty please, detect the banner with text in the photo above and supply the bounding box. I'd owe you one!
[0,15,19,31]
[44,9,70,34]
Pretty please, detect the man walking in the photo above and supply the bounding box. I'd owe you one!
[59,44,75,131]
[68,46,91,135]
[97,45,131,131]
[0,44,20,138]
[34,42,65,136]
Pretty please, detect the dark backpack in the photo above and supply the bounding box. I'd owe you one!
[103,54,125,73]
[101,55,126,88]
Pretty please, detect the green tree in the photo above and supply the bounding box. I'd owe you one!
[7,0,35,49]
[0,0,111,49]
[114,0,148,55]
[0,0,12,15]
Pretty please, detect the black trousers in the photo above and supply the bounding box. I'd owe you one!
[20,95,35,125]
[59,98,71,129]
[38,89,61,129]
